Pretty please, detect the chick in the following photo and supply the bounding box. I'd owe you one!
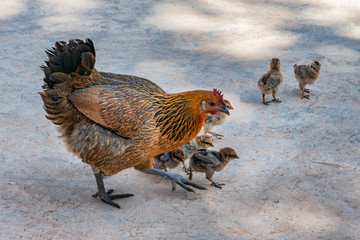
[294,61,321,99]
[203,99,234,139]
[182,134,214,159]
[188,147,239,188]
[153,148,186,172]
[257,58,284,105]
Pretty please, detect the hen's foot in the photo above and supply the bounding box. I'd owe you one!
[302,94,310,99]
[262,101,271,105]
[272,98,281,102]
[94,173,133,209]
[304,88,310,93]
[141,168,207,192]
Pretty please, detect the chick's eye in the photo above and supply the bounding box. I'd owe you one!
[209,101,216,106]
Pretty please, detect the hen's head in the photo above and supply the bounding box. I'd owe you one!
[201,89,230,116]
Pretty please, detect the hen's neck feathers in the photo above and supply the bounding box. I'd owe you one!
[152,90,210,143]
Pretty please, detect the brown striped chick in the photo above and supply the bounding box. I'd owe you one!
[294,61,321,99]
[257,58,284,105]
[182,134,214,160]
[153,148,186,172]
[203,99,233,139]
[188,147,239,188]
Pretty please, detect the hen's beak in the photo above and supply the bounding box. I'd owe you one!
[219,107,230,116]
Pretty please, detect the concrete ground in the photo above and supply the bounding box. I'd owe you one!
[1,0,359,239]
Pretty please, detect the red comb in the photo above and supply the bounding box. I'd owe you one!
[213,89,224,101]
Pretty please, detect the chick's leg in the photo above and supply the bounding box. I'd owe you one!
[299,83,309,99]
[262,94,271,105]
[140,168,207,192]
[181,160,189,175]
[188,168,193,180]
[205,167,224,189]
[93,173,133,209]
[272,90,281,102]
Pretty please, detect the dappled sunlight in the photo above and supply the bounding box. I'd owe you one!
[38,0,100,32]
[303,0,360,39]
[0,0,26,20]
[146,1,298,59]
[145,0,360,59]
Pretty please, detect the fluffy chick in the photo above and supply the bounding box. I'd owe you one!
[188,147,239,188]
[257,58,284,105]
[294,60,321,99]
[153,148,186,172]
[182,134,214,159]
[203,99,234,139]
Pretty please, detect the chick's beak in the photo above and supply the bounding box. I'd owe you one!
[219,106,230,116]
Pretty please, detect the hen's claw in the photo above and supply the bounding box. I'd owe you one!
[94,173,133,209]
[141,168,207,192]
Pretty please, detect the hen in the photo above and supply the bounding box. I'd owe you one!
[188,147,239,188]
[203,99,233,139]
[39,39,229,208]
[294,61,321,99]
[257,58,284,105]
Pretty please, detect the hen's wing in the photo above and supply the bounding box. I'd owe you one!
[100,72,165,94]
[68,85,156,138]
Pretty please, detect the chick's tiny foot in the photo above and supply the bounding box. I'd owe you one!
[262,101,271,105]
[302,95,310,99]
[210,182,225,189]
[272,98,281,102]
[304,88,310,93]
[182,166,190,175]
[208,132,224,139]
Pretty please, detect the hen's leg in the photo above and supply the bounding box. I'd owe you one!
[93,173,133,208]
[141,168,207,192]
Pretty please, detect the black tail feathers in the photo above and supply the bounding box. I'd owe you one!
[41,38,96,89]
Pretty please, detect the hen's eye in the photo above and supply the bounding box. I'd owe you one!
[209,101,216,106]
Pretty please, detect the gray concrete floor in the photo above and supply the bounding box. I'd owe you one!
[1,0,359,239]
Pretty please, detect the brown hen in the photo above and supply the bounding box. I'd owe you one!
[39,39,229,208]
